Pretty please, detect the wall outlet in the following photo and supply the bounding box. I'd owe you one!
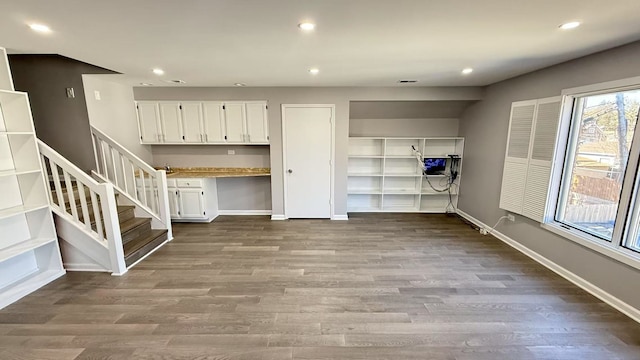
[227,149,235,155]
[507,214,515,222]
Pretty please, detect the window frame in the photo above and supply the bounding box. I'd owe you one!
[543,76,640,270]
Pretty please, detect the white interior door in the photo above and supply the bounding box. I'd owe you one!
[283,105,333,218]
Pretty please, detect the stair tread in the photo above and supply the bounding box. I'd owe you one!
[124,229,167,259]
[77,205,134,224]
[120,217,151,234]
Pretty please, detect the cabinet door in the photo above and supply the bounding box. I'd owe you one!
[224,102,246,143]
[168,189,180,218]
[181,102,204,143]
[178,188,206,218]
[203,102,226,143]
[136,102,161,143]
[158,102,183,143]
[245,102,269,143]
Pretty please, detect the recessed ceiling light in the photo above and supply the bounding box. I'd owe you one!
[140,82,153,86]
[309,68,320,75]
[152,68,165,75]
[298,22,316,31]
[559,21,581,30]
[29,23,51,33]
[234,83,247,87]
[462,68,474,75]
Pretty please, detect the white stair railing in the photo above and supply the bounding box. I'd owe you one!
[38,140,127,274]
[90,126,171,238]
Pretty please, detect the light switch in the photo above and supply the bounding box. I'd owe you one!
[227,149,235,155]
[66,88,75,98]
[94,90,101,100]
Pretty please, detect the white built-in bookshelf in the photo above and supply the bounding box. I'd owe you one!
[0,47,65,309]
[348,137,464,213]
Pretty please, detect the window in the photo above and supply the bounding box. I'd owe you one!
[551,81,640,262]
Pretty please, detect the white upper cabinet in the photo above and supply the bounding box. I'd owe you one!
[245,102,269,143]
[202,102,226,143]
[158,102,183,143]
[224,102,246,143]
[136,102,161,143]
[181,102,204,143]
[136,100,268,145]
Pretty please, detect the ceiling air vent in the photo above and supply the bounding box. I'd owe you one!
[164,79,186,84]
[398,80,418,84]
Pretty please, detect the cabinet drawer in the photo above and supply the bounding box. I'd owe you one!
[166,179,177,188]
[177,179,204,188]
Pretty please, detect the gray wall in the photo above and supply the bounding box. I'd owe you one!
[151,145,269,168]
[151,145,270,211]
[458,40,640,310]
[134,87,483,217]
[216,177,272,211]
[82,75,153,164]
[8,55,115,172]
[350,118,458,137]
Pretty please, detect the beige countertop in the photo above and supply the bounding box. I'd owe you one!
[160,167,271,178]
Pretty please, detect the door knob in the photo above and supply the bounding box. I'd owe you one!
[288,169,293,174]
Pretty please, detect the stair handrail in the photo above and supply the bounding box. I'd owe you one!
[90,126,171,239]
[37,140,127,274]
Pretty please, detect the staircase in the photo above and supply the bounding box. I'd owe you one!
[38,132,172,275]
[51,185,167,267]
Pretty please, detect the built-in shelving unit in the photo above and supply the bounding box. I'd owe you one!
[348,137,464,213]
[0,47,65,309]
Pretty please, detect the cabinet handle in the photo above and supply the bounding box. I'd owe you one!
[224,135,227,140]
[205,134,208,142]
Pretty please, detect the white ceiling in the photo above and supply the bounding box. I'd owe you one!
[1,0,639,87]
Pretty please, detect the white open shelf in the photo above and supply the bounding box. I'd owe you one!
[0,48,64,310]
[0,91,34,133]
[347,137,464,213]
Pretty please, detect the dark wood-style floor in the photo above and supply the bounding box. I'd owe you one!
[1,214,639,359]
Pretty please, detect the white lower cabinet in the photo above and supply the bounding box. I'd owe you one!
[167,178,219,222]
[167,189,180,218]
[178,189,205,218]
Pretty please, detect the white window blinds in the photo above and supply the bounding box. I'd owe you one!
[499,97,562,222]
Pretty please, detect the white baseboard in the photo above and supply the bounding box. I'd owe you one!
[456,209,640,324]
[271,214,286,221]
[63,262,110,272]
[332,215,349,221]
[218,210,272,216]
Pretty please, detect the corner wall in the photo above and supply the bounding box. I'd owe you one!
[458,40,640,311]
[8,55,115,172]
[82,75,153,164]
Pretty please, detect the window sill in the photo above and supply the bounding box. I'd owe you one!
[541,222,640,271]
